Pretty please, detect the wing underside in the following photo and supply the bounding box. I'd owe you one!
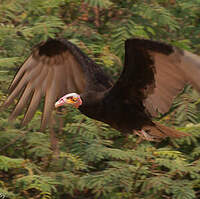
[3,39,113,129]
[107,38,200,117]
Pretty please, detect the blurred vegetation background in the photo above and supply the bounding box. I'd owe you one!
[0,0,200,198]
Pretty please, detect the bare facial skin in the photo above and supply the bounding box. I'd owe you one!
[55,93,82,108]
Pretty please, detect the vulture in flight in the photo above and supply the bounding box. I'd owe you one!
[3,38,200,141]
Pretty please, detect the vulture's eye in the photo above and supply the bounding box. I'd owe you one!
[67,97,77,102]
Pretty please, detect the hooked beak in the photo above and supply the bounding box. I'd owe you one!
[55,99,65,108]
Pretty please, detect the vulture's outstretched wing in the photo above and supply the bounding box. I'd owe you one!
[3,39,113,129]
[107,38,200,116]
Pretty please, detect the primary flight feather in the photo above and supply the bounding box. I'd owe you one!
[3,38,200,141]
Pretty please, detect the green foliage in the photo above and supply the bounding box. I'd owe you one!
[16,175,59,198]
[170,86,200,126]
[84,0,113,8]
[0,155,24,171]
[0,0,200,198]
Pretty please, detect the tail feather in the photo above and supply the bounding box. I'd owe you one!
[140,122,189,141]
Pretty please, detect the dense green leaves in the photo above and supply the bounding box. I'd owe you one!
[0,0,200,198]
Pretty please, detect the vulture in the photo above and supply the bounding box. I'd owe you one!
[3,38,200,141]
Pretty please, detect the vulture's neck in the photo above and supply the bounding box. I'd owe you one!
[78,91,106,122]
[79,91,105,107]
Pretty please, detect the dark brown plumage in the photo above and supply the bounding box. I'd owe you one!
[3,38,200,141]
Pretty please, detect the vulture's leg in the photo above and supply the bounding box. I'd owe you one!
[134,129,158,142]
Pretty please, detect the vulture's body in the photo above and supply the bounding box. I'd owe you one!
[3,38,200,141]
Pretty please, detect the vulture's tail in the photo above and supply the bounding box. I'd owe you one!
[136,122,189,142]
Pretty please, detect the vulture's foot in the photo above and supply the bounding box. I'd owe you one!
[134,129,159,142]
